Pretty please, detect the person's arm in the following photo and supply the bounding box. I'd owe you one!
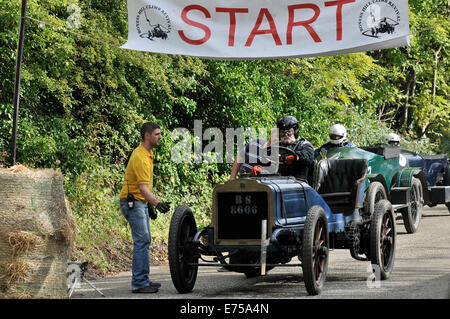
[230,156,242,180]
[139,184,159,206]
[295,143,315,167]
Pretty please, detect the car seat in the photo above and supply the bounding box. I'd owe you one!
[313,159,368,214]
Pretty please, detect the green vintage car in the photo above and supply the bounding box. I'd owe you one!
[320,145,427,234]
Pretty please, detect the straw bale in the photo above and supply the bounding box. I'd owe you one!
[0,260,30,284]
[7,231,44,256]
[0,166,78,298]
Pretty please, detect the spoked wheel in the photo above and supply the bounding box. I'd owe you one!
[370,200,396,280]
[302,206,329,295]
[168,206,198,293]
[363,181,387,217]
[401,177,423,233]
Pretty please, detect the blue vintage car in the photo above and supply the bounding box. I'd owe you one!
[168,146,396,295]
[399,149,450,212]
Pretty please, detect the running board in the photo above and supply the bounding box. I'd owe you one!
[429,186,450,205]
[392,203,409,211]
[390,187,410,207]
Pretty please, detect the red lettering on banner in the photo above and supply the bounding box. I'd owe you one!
[325,0,355,41]
[245,8,282,47]
[178,5,211,45]
[287,4,322,44]
[216,8,249,47]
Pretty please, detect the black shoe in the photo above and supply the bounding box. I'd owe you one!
[149,282,161,288]
[132,286,159,293]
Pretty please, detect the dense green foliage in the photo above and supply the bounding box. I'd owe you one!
[0,0,448,274]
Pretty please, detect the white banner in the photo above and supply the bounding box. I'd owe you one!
[121,0,410,59]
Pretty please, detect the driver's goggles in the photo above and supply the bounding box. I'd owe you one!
[329,134,343,140]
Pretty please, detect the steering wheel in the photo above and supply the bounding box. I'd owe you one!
[262,145,298,165]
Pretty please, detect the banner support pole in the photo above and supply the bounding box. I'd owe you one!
[11,0,28,167]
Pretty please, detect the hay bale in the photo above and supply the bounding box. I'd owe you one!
[0,165,78,298]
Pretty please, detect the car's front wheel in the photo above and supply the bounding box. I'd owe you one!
[168,205,198,293]
[400,177,423,233]
[301,205,329,295]
[370,199,396,280]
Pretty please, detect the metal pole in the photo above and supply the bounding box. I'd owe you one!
[11,0,28,166]
[260,219,268,276]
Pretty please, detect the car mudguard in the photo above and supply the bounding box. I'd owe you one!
[366,174,389,195]
[396,168,429,204]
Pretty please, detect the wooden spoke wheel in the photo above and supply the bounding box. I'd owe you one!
[401,177,423,233]
[302,206,329,295]
[370,199,396,280]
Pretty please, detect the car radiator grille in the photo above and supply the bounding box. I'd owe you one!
[217,192,268,240]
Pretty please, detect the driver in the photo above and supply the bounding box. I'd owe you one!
[314,124,355,158]
[275,116,314,181]
[386,133,400,146]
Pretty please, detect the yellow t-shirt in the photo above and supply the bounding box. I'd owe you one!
[119,144,154,202]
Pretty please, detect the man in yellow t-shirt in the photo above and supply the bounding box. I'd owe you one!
[119,122,171,294]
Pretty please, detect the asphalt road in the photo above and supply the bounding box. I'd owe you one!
[72,206,450,300]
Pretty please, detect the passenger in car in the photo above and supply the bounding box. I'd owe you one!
[314,124,355,158]
[386,133,401,146]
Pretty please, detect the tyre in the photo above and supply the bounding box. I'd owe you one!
[370,200,396,280]
[363,181,387,217]
[168,206,198,293]
[400,177,423,233]
[301,206,329,295]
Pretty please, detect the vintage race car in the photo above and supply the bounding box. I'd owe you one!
[168,146,396,296]
[323,145,427,234]
[399,149,450,212]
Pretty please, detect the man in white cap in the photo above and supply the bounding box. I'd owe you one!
[314,124,355,158]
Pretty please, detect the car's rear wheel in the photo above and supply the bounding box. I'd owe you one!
[370,199,396,280]
[168,206,198,293]
[363,181,387,217]
[302,206,329,295]
[400,177,423,233]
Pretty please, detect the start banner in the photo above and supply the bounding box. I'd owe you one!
[121,0,410,59]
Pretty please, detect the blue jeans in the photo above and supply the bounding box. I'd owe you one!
[120,200,152,290]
